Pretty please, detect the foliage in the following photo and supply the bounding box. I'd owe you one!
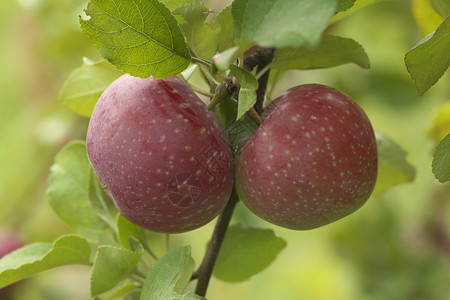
[374,133,416,194]
[405,16,450,96]
[140,246,202,300]
[47,141,110,243]
[60,58,124,117]
[91,239,144,296]
[432,133,450,183]
[272,34,370,70]
[213,224,286,282]
[231,0,336,48]
[0,235,90,288]
[80,0,191,78]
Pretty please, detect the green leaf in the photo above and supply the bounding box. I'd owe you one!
[405,16,450,95]
[232,0,337,48]
[159,0,192,13]
[374,133,416,195]
[89,168,118,231]
[124,291,142,300]
[214,6,234,53]
[336,0,356,12]
[125,292,142,300]
[432,133,450,183]
[0,235,90,289]
[174,3,233,59]
[90,241,144,296]
[430,0,450,18]
[60,59,123,117]
[215,98,259,153]
[229,65,258,120]
[140,246,195,300]
[47,141,108,243]
[159,0,193,24]
[116,214,145,251]
[80,0,191,79]
[213,224,286,282]
[174,3,219,59]
[273,35,370,70]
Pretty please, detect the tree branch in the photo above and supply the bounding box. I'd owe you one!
[252,48,275,115]
[193,188,239,297]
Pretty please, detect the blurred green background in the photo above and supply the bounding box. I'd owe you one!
[0,0,449,299]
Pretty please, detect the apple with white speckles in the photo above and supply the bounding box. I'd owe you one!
[87,74,234,233]
[235,84,378,230]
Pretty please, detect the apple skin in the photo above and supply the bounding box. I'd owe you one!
[0,231,21,258]
[235,84,378,230]
[0,230,23,298]
[87,74,234,233]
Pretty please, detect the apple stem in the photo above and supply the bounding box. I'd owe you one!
[255,62,273,81]
[130,273,146,285]
[193,188,239,297]
[188,83,215,98]
[206,82,232,111]
[249,107,262,124]
[265,69,282,102]
[165,233,170,253]
[141,241,159,261]
[191,56,212,68]
[198,64,220,87]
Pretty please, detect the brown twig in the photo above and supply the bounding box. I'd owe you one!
[206,82,231,111]
[252,48,275,115]
[193,189,239,297]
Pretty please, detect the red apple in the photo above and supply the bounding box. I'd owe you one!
[87,75,234,233]
[0,230,21,258]
[235,84,378,230]
[0,229,23,298]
